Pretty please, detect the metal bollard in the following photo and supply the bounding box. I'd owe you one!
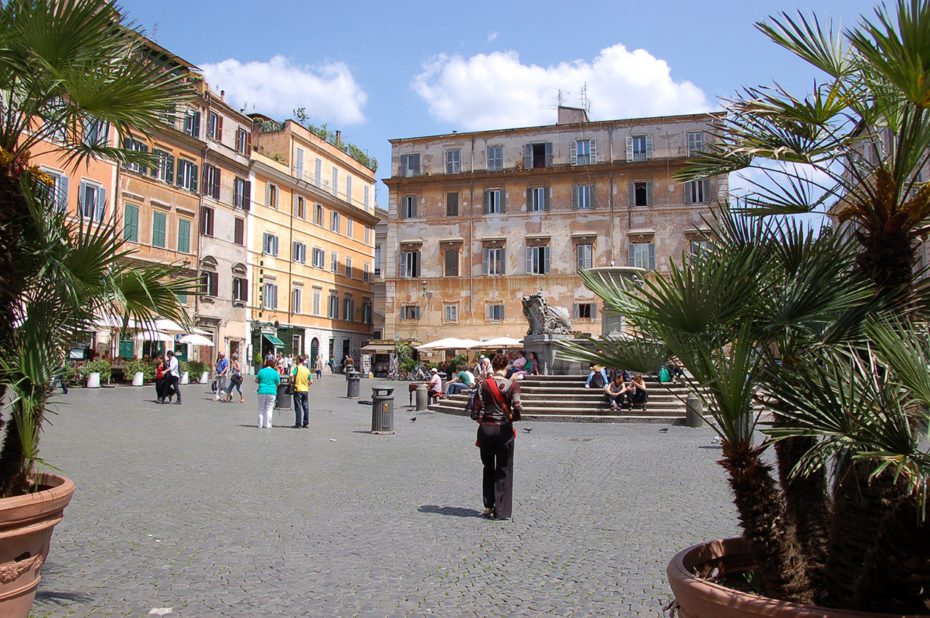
[685,393,704,428]
[415,383,428,411]
[371,387,395,434]
[347,371,361,398]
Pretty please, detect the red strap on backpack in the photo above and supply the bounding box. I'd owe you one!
[485,377,513,423]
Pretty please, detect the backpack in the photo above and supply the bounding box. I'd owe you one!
[659,367,670,383]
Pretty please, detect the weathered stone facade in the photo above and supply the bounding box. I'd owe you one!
[382,107,727,343]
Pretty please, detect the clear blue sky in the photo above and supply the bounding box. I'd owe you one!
[120,0,880,207]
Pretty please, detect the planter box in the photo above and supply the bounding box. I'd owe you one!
[131,371,144,386]
[85,372,100,388]
[667,537,919,618]
[180,371,189,385]
[199,371,209,384]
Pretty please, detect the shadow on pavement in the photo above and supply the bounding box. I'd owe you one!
[35,589,94,605]
[418,505,483,518]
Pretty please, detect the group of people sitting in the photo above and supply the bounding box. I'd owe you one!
[584,354,649,412]
[425,350,542,403]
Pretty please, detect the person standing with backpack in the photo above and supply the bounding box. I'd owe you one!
[291,355,312,428]
[469,353,522,521]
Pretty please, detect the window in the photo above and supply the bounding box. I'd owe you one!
[346,176,352,203]
[330,211,340,233]
[183,109,201,138]
[151,149,174,184]
[314,158,322,185]
[629,242,656,271]
[363,262,370,282]
[401,305,420,320]
[344,257,353,277]
[312,289,321,315]
[201,271,218,297]
[446,192,459,216]
[524,142,553,169]
[234,218,244,245]
[346,218,353,238]
[487,145,503,171]
[526,245,550,274]
[177,159,198,192]
[444,305,458,322]
[627,135,653,162]
[364,225,371,244]
[400,153,420,177]
[527,187,550,212]
[330,251,338,273]
[483,189,504,214]
[82,117,107,148]
[328,293,339,318]
[399,250,421,278]
[482,247,505,275]
[207,112,222,140]
[343,297,354,321]
[233,277,248,302]
[487,304,505,321]
[235,127,250,155]
[40,169,68,212]
[123,138,148,173]
[123,203,139,242]
[234,177,250,210]
[295,147,305,180]
[401,195,418,218]
[690,239,711,258]
[263,282,278,309]
[687,131,704,156]
[573,302,595,320]
[263,232,278,256]
[361,301,372,324]
[572,139,596,165]
[41,97,67,142]
[364,185,370,208]
[374,245,382,278]
[576,244,593,272]
[314,203,324,225]
[266,183,278,208]
[629,181,654,207]
[685,179,711,204]
[293,241,306,263]
[292,287,302,314]
[445,149,461,174]
[203,164,220,200]
[78,181,106,221]
[444,249,459,277]
[294,195,306,219]
[312,247,325,268]
[177,218,191,253]
[573,184,595,209]
[200,207,214,237]
[332,168,338,196]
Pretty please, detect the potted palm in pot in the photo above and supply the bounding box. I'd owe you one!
[562,1,930,614]
[0,1,196,614]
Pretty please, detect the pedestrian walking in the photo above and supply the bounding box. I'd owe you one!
[255,357,280,429]
[314,355,323,379]
[227,354,244,403]
[470,353,522,521]
[291,355,312,428]
[165,350,181,405]
[154,355,167,403]
[215,352,229,402]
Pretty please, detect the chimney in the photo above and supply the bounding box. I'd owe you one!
[335,130,342,145]
[220,90,225,101]
[557,105,588,125]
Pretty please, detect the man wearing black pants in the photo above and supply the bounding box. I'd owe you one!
[166,350,181,405]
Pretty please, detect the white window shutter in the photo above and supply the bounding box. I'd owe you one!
[685,181,693,205]
[646,135,654,159]
[544,142,552,167]
[646,181,654,206]
[544,246,550,273]
[703,178,711,203]
[649,243,656,270]
[572,186,578,209]
[58,176,69,212]
[573,303,579,319]
[96,187,106,221]
[628,244,635,267]
[500,190,506,214]
[501,248,506,275]
[483,190,490,214]
[526,247,532,274]
[591,185,596,208]
[628,182,635,206]
[590,139,597,162]
[526,188,532,211]
[482,249,488,275]
[523,144,532,169]
[546,187,552,211]
[265,183,271,206]
[570,141,577,165]
[626,137,634,162]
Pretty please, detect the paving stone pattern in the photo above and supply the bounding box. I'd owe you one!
[33,375,738,617]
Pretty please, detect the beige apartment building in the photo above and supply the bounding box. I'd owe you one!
[247,118,379,368]
[381,107,727,343]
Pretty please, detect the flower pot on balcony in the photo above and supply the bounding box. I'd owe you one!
[666,537,918,618]
[0,474,75,618]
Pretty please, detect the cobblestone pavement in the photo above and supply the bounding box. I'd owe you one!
[32,374,738,617]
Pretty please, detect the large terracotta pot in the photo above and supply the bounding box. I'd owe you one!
[0,474,74,617]
[667,537,919,618]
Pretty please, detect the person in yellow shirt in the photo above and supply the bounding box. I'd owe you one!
[291,355,313,428]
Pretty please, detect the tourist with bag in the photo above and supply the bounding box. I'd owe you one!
[291,354,312,428]
[255,357,280,429]
[227,354,244,403]
[470,353,522,521]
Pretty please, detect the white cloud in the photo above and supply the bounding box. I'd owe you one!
[487,31,499,43]
[412,44,712,131]
[200,55,367,125]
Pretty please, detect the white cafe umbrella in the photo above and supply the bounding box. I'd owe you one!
[155,319,209,335]
[475,336,524,349]
[417,338,480,351]
[135,331,173,343]
[178,334,214,347]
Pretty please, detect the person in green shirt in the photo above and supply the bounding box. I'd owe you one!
[291,355,313,428]
[256,358,280,429]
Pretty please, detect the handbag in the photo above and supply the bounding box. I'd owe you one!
[230,374,243,386]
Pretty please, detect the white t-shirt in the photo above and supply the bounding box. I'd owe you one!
[168,356,179,378]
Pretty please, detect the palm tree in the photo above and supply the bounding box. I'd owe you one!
[0,0,196,496]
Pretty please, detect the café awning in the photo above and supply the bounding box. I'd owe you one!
[361,343,396,354]
[263,333,285,347]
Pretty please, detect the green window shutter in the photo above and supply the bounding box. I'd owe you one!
[152,211,166,248]
[483,190,490,214]
[166,153,175,184]
[123,203,138,242]
[178,219,191,253]
[190,163,198,192]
